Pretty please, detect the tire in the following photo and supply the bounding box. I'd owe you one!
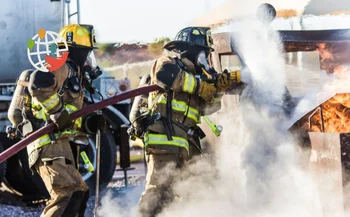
[0,141,7,184]
[0,133,48,201]
[85,132,117,193]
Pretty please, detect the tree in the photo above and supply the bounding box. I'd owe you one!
[147,37,171,57]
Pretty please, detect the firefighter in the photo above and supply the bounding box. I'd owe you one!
[133,27,244,217]
[24,24,98,217]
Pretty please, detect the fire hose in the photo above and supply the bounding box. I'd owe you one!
[0,84,164,164]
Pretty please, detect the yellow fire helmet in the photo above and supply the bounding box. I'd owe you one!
[58,24,97,49]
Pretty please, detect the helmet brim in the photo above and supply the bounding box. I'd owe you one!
[57,42,98,49]
[164,41,214,52]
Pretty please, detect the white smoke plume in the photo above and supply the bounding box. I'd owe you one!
[159,9,325,217]
[98,4,350,217]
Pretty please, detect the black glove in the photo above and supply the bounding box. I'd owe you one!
[50,109,72,131]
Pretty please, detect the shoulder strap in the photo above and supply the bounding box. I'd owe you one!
[174,57,186,71]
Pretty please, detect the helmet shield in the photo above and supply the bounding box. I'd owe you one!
[84,51,98,71]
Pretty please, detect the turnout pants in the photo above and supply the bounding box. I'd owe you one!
[137,153,183,217]
[34,137,89,217]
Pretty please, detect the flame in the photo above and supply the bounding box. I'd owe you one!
[293,64,350,133]
[297,93,350,133]
[317,42,350,74]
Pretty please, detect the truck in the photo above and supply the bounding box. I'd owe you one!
[0,0,132,202]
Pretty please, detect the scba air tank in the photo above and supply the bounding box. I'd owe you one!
[8,69,34,128]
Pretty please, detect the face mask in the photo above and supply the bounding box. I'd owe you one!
[84,51,98,70]
[196,50,210,71]
[83,51,102,79]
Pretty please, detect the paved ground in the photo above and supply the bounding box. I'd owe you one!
[0,162,146,217]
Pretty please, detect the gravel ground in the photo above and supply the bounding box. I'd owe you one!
[0,163,146,217]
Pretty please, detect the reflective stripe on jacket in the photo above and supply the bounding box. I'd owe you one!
[32,103,82,147]
[157,96,200,124]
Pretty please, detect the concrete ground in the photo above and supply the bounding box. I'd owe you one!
[0,162,147,217]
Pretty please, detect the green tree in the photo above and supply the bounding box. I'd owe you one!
[147,37,171,57]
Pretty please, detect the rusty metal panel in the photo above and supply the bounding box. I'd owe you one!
[279,29,350,42]
[212,33,232,54]
[0,0,62,82]
[309,132,344,217]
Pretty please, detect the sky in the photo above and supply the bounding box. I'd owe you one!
[76,0,227,43]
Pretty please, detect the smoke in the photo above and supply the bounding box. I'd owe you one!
[159,11,324,217]
[98,184,145,217]
[98,5,350,217]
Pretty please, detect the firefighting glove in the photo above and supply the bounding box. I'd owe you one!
[50,109,72,131]
[198,81,217,102]
[216,70,238,93]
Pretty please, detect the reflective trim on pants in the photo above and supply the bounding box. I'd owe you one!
[144,132,189,153]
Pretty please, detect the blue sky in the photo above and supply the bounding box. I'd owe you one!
[78,0,227,43]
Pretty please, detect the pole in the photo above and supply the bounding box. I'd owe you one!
[94,129,101,217]
[76,0,80,24]
[60,0,65,28]
[0,84,163,163]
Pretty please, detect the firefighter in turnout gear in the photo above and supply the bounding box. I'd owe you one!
[133,27,243,217]
[15,24,98,217]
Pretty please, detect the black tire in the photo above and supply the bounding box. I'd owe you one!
[85,132,117,193]
[0,141,7,184]
[0,133,48,201]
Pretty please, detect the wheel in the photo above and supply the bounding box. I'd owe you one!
[83,132,117,193]
[0,141,7,184]
[0,133,48,201]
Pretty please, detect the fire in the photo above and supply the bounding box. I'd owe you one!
[317,42,350,74]
[291,41,350,134]
[293,93,350,133]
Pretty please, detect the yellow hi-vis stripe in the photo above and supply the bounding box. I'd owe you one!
[183,73,195,94]
[33,104,82,128]
[34,109,48,121]
[158,97,200,123]
[64,104,82,128]
[32,99,42,111]
[41,93,60,112]
[144,132,189,153]
[32,129,79,148]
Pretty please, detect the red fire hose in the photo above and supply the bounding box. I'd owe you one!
[0,84,163,164]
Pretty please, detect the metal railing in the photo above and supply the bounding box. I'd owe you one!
[61,0,81,27]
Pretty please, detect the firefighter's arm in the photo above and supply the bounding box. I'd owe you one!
[154,57,216,102]
[28,65,71,130]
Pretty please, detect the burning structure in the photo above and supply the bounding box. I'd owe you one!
[193,1,350,216]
